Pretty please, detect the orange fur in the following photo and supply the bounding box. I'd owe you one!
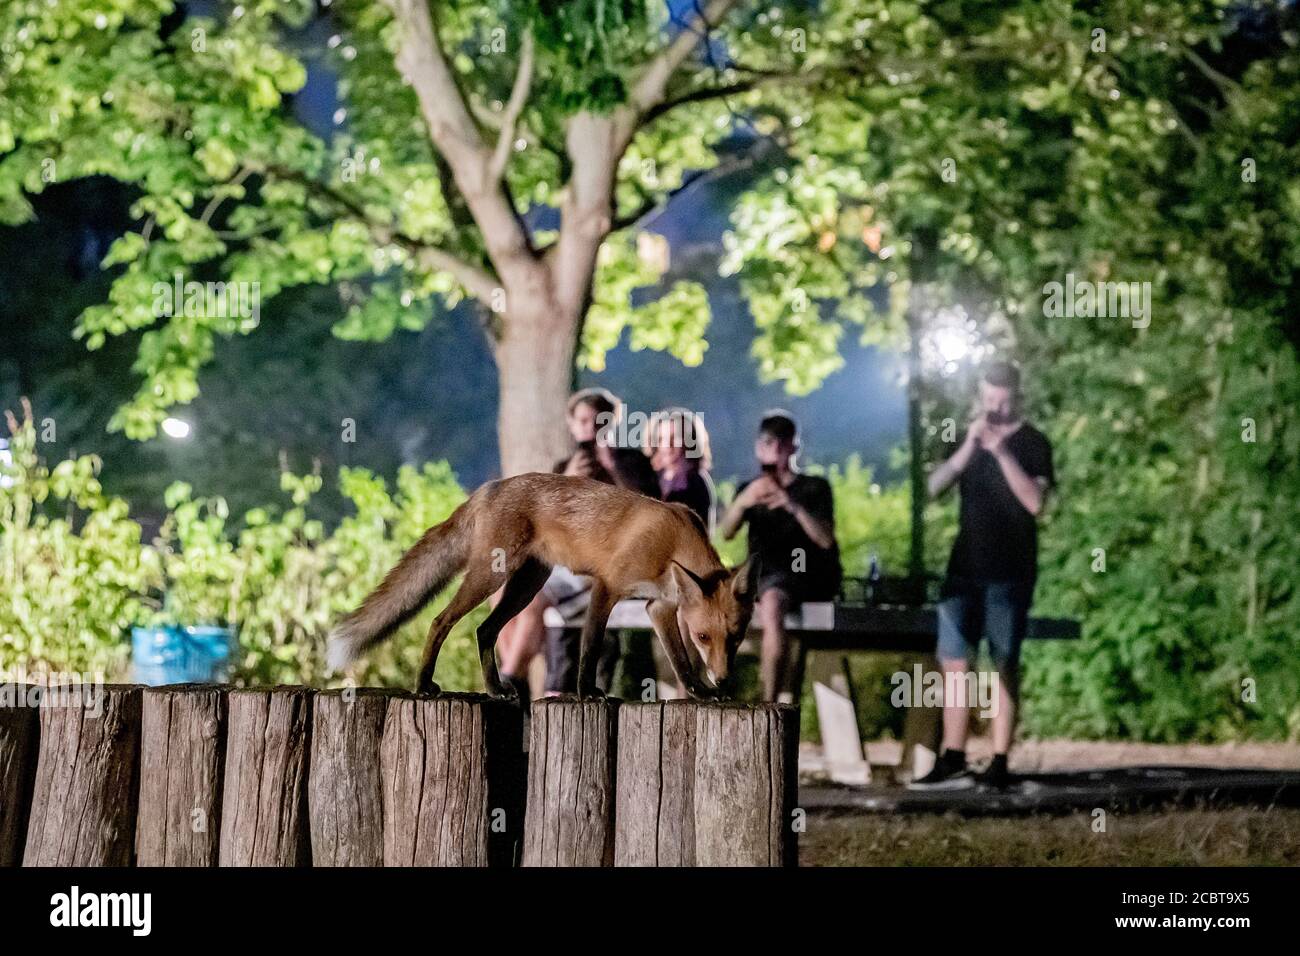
[328,473,755,698]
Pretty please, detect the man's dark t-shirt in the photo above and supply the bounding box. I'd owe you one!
[737,473,842,602]
[944,423,1054,590]
[553,447,659,500]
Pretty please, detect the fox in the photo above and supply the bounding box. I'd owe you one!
[327,472,757,699]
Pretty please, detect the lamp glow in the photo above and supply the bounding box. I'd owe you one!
[161,417,191,440]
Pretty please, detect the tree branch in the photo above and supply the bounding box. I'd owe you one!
[382,0,536,280]
[629,0,742,114]
[488,28,535,186]
[260,162,501,303]
[611,145,769,232]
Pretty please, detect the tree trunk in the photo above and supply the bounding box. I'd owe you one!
[495,298,582,477]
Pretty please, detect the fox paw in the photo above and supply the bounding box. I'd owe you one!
[576,687,607,701]
[490,682,519,702]
[415,679,442,697]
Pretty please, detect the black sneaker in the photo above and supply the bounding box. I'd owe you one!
[976,754,1012,791]
[907,749,975,790]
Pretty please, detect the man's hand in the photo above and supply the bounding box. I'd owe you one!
[759,484,792,511]
[928,416,985,499]
[978,422,1008,455]
[563,450,595,478]
[737,474,780,508]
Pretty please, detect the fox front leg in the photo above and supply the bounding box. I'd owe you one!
[645,600,716,700]
[576,582,614,700]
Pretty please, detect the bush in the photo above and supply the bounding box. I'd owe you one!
[0,404,481,690]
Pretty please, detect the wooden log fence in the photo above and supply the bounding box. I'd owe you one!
[136,684,228,866]
[523,697,620,867]
[616,700,798,866]
[23,684,142,866]
[0,684,40,866]
[1,685,795,867]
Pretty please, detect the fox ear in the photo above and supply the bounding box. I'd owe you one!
[669,561,705,605]
[731,555,759,602]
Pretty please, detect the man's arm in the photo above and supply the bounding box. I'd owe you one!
[765,481,836,551]
[718,490,750,539]
[928,424,983,498]
[989,444,1049,516]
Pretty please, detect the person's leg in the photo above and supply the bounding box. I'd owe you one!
[536,567,590,696]
[496,592,548,697]
[474,558,551,698]
[909,589,979,789]
[758,586,791,702]
[936,590,979,752]
[983,582,1031,758]
[940,657,974,752]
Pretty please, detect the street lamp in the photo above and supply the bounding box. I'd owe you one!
[161,417,192,440]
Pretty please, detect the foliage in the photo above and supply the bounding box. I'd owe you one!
[0,401,156,678]
[0,405,481,689]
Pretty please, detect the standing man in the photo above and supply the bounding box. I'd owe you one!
[910,361,1055,790]
[719,411,841,702]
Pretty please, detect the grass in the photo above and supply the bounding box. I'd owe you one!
[799,805,1300,866]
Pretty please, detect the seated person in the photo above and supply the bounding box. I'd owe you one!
[645,406,715,532]
[719,411,841,702]
[494,387,656,699]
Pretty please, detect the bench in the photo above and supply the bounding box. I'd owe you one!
[543,600,1080,784]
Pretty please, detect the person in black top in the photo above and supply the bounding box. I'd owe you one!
[720,412,841,701]
[553,389,659,498]
[911,361,1055,791]
[645,407,715,531]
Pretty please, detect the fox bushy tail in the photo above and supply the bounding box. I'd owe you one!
[326,503,472,670]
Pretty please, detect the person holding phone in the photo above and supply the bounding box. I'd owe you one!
[719,411,841,701]
[910,360,1055,791]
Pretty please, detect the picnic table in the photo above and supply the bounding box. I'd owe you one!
[543,598,1080,784]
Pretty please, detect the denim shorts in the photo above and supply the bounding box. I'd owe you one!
[936,581,1034,673]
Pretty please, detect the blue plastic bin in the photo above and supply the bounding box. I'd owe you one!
[132,625,234,685]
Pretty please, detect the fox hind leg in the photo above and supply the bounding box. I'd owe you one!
[415,562,501,695]
[475,557,551,699]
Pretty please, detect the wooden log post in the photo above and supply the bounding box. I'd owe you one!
[523,697,619,867]
[616,700,798,867]
[23,684,143,867]
[615,699,696,866]
[693,702,798,866]
[309,688,392,867]
[381,692,525,867]
[218,686,313,866]
[0,684,40,866]
[136,684,228,867]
